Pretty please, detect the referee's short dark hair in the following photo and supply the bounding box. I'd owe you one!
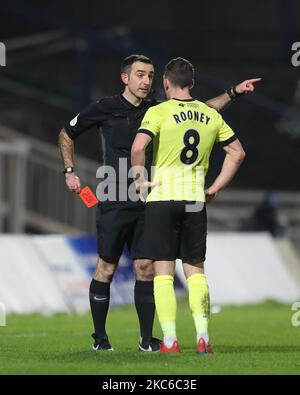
[164,57,195,88]
[121,54,153,74]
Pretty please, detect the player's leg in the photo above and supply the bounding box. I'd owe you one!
[153,260,179,352]
[183,262,212,353]
[180,202,212,354]
[137,201,180,352]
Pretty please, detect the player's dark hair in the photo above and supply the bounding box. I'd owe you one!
[121,54,153,74]
[164,57,194,88]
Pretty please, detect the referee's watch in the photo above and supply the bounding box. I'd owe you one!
[226,87,237,99]
[226,86,245,99]
[63,166,74,174]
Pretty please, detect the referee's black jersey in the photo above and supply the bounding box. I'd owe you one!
[64,94,158,200]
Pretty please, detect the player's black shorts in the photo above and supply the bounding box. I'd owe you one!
[134,201,207,262]
[96,200,145,263]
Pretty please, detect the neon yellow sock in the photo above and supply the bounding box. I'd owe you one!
[187,273,210,342]
[154,275,177,339]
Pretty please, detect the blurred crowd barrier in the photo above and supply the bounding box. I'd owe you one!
[177,233,300,305]
[0,234,135,314]
[0,233,299,315]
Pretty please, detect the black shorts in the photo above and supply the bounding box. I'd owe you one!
[134,201,207,262]
[96,201,145,263]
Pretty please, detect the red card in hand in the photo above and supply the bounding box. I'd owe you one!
[79,186,99,208]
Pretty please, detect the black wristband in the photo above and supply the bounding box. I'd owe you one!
[226,87,236,99]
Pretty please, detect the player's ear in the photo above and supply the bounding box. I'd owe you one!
[121,72,129,85]
[163,76,169,91]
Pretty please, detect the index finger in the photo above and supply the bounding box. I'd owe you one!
[139,193,145,203]
[246,78,262,83]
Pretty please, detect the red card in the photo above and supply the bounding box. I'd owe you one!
[79,186,99,208]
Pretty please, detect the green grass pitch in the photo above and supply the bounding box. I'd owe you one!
[1,300,300,375]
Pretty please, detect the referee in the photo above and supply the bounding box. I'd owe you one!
[131,57,246,353]
[59,54,259,352]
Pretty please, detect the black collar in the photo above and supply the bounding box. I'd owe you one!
[171,98,195,102]
[119,93,145,109]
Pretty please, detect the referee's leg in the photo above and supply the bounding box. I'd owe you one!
[132,207,161,351]
[133,258,156,347]
[89,257,118,350]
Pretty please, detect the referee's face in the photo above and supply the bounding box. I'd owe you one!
[125,61,154,99]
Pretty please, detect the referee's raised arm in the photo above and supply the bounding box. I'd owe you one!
[205,78,261,112]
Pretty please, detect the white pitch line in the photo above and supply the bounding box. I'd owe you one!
[1,333,49,338]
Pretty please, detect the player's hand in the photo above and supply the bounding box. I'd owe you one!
[65,172,81,194]
[135,180,159,202]
[234,78,261,94]
[205,186,219,203]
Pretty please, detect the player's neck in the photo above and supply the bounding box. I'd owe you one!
[168,87,192,101]
[122,90,143,107]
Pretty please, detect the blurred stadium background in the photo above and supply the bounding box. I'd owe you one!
[0,0,300,375]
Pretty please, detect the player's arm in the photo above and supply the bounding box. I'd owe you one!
[132,106,161,200]
[131,132,154,201]
[131,131,159,201]
[205,139,246,202]
[131,132,152,169]
[205,78,261,112]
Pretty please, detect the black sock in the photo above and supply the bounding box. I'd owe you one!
[134,280,155,342]
[89,279,110,340]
